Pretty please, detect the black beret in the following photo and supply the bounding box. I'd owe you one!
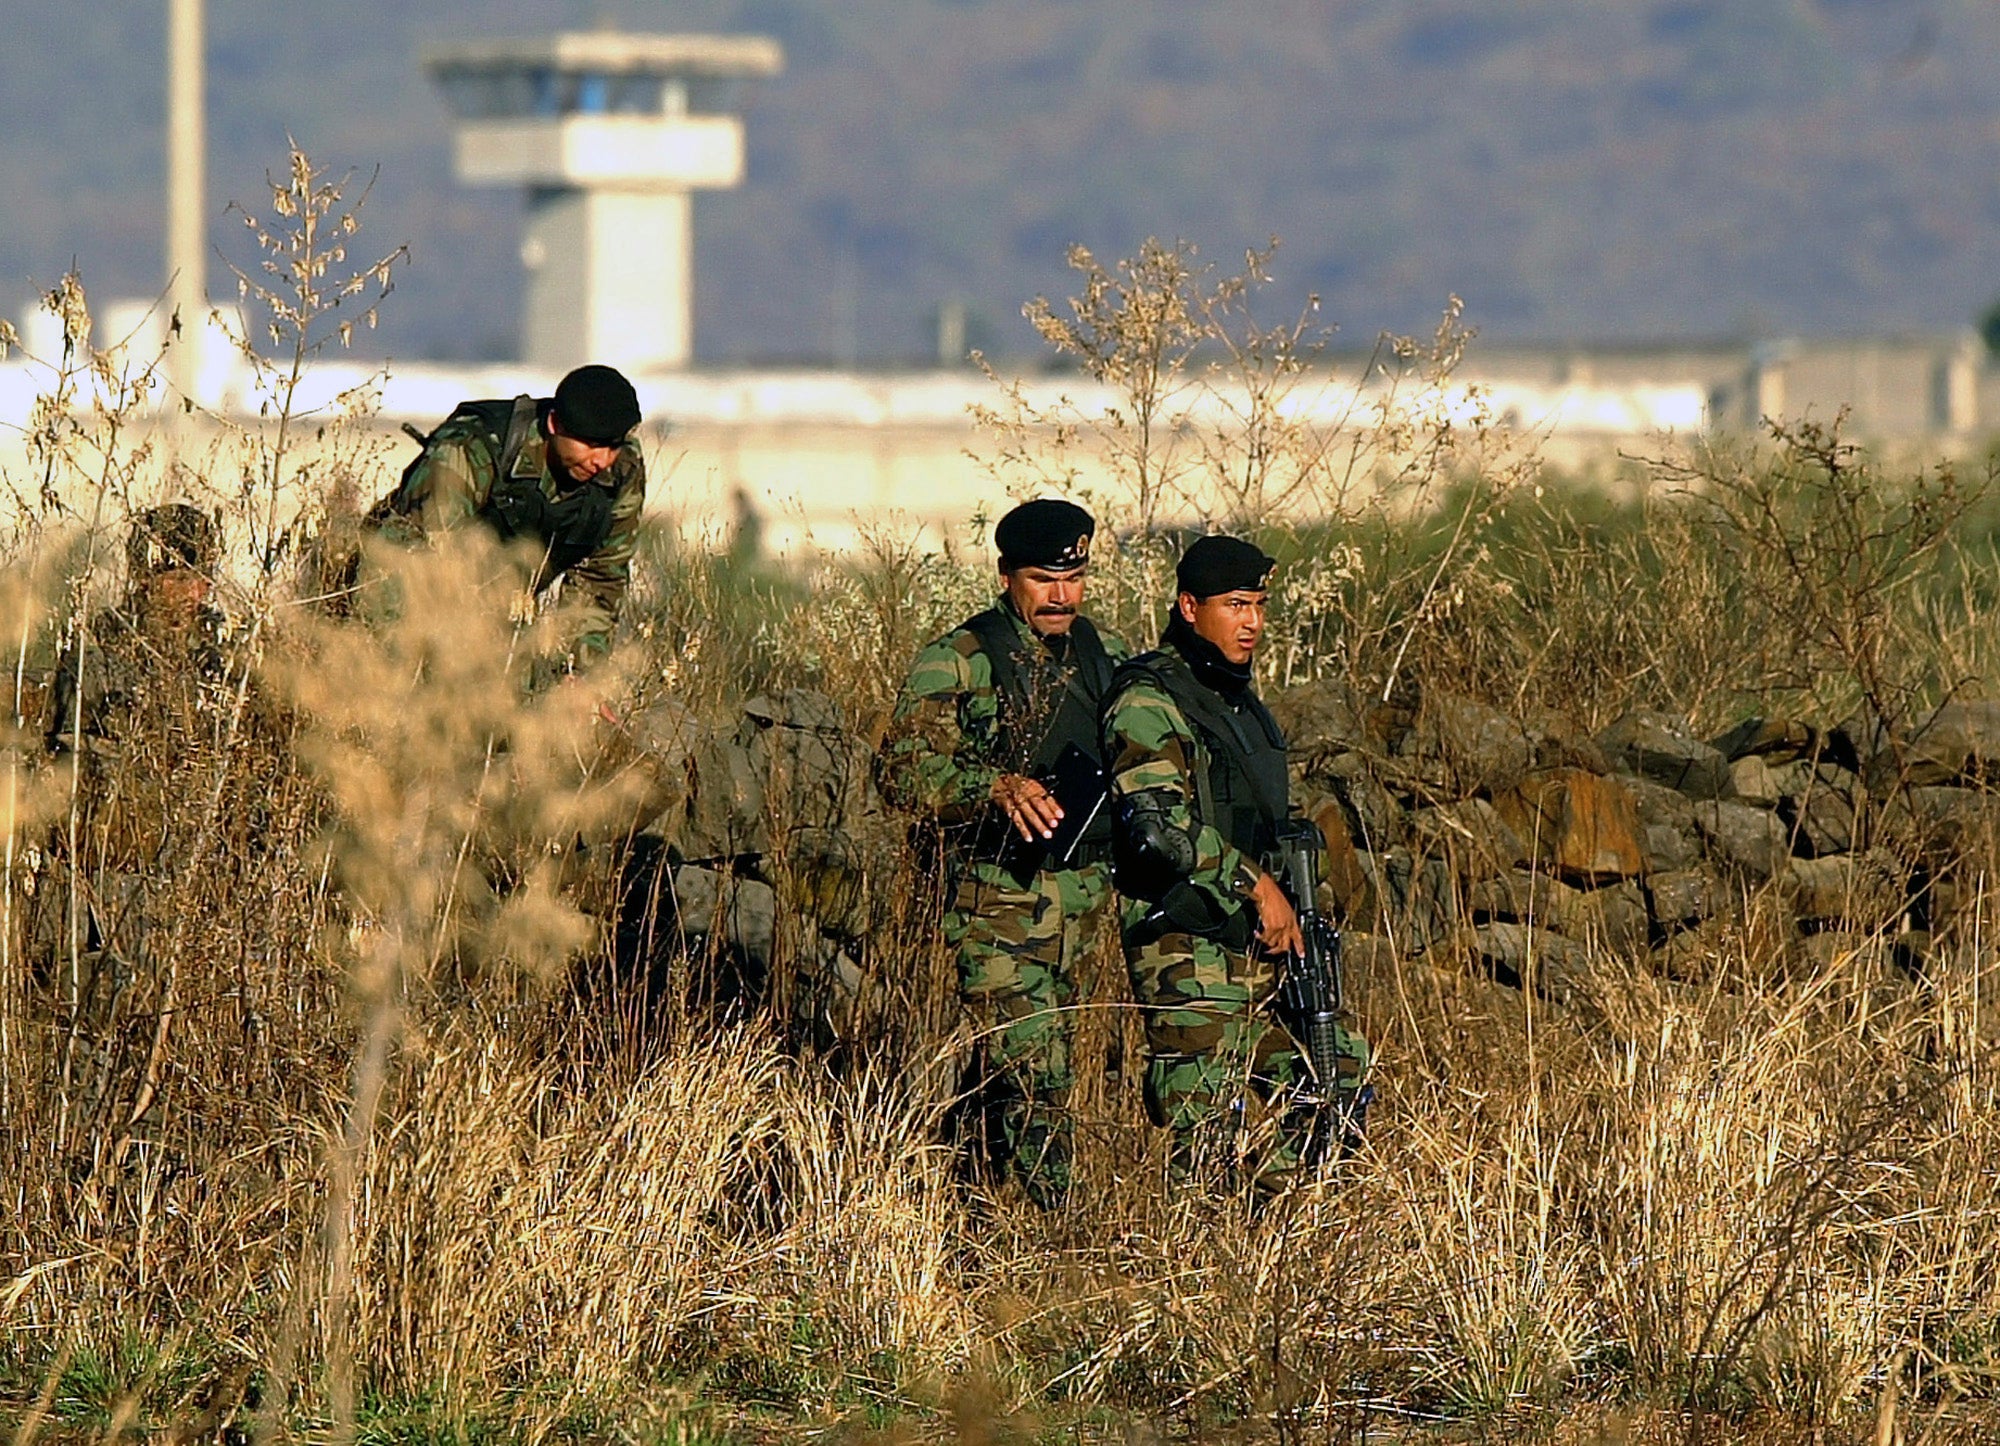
[995,498,1095,571]
[553,364,641,445]
[1176,535,1275,599]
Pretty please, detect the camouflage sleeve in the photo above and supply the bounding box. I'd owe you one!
[879,631,1001,819]
[1101,677,1258,916]
[555,447,646,667]
[400,433,492,538]
[1098,627,1133,665]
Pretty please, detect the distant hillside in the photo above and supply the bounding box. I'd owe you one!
[3,0,1996,366]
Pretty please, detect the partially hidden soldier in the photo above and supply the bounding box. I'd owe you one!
[364,362,647,672]
[880,499,1128,1209]
[1100,535,1370,1194]
[42,504,229,1118]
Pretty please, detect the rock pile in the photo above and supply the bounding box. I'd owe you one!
[615,688,903,1031]
[618,681,2000,1022]
[1276,685,2000,999]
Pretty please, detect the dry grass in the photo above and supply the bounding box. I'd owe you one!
[11,219,2000,1446]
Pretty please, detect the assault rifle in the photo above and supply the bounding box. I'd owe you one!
[1270,817,1366,1165]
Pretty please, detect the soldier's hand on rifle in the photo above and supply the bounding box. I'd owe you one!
[992,772,1064,841]
[1249,870,1305,956]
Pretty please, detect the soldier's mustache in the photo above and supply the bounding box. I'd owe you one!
[1036,605,1076,617]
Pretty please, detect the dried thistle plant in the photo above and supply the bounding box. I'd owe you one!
[222,144,408,579]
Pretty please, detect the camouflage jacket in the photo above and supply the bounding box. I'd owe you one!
[383,405,647,665]
[1100,646,1276,931]
[47,601,228,758]
[880,601,1128,863]
[46,599,235,873]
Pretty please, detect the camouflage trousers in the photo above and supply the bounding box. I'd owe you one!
[945,861,1111,1208]
[1123,918,1370,1193]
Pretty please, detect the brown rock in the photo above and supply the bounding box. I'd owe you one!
[1308,795,1372,921]
[1493,768,1647,883]
[1708,716,1818,763]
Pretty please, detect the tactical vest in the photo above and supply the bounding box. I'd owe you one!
[1112,645,1290,862]
[372,396,618,587]
[960,606,1116,871]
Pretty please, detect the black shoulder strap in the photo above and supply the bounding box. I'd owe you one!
[495,394,538,480]
[1066,617,1114,710]
[960,607,1023,706]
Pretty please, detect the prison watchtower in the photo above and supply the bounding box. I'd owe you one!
[424,31,783,373]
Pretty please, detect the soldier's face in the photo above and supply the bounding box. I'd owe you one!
[1181,588,1266,665]
[547,416,623,484]
[144,568,210,626]
[1004,565,1088,637]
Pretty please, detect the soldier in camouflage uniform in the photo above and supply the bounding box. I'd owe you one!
[49,503,226,758]
[43,504,231,1116]
[1100,535,1370,1192]
[365,363,647,670]
[881,499,1127,1209]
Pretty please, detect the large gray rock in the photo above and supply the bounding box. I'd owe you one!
[1399,690,1536,797]
[670,866,777,972]
[668,688,891,870]
[1773,763,1867,858]
[1599,710,1735,801]
[1643,822,1699,874]
[1648,868,1724,933]
[1471,922,1596,1005]
[1779,850,1904,929]
[1407,797,1529,880]
[1693,800,1790,879]
[1621,774,1698,833]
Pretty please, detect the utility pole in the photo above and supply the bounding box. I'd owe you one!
[166,0,205,435]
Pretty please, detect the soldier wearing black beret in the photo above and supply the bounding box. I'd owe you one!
[364,363,648,672]
[879,498,1129,1209]
[1099,533,1372,1193]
